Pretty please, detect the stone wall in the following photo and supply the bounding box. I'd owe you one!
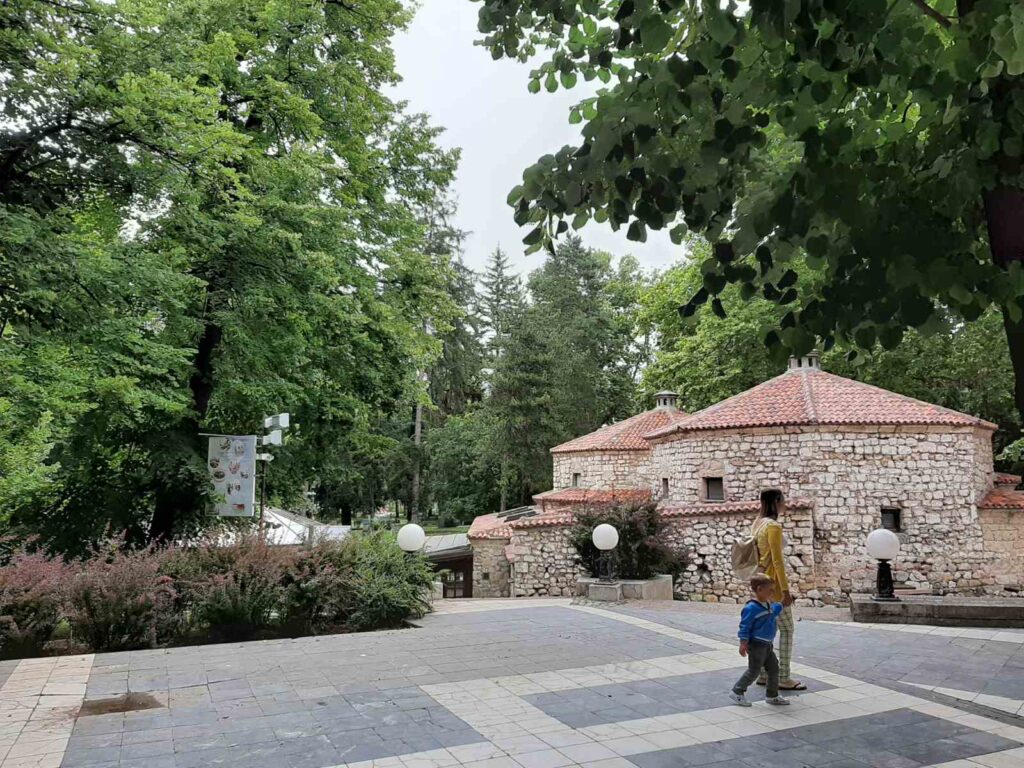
[508,527,582,598]
[651,425,998,600]
[972,428,995,503]
[980,509,1024,592]
[552,450,651,490]
[661,508,819,604]
[471,539,511,598]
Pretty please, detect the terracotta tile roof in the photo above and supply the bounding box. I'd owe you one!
[995,472,1021,487]
[551,408,689,453]
[467,513,513,540]
[510,513,574,530]
[979,487,1024,510]
[532,488,652,506]
[645,369,996,439]
[657,498,814,518]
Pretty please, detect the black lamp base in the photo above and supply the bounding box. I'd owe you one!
[597,551,616,584]
[872,559,900,602]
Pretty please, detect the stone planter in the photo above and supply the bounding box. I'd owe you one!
[576,574,674,602]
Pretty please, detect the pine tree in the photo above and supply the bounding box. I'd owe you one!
[479,247,525,363]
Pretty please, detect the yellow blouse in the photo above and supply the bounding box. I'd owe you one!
[754,518,790,597]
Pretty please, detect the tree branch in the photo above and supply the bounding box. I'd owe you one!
[909,0,952,28]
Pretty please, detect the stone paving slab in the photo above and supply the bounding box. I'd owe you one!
[1,601,1022,768]
[611,604,1024,707]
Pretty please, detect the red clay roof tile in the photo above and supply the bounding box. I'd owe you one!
[551,408,689,453]
[657,498,814,518]
[532,488,652,505]
[645,369,996,439]
[979,487,1024,510]
[995,472,1021,487]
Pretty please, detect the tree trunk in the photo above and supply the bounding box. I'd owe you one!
[986,185,1024,424]
[148,320,222,543]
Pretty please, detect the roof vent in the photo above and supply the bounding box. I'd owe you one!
[788,352,821,371]
[654,391,679,410]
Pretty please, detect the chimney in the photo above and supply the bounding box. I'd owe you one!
[788,351,821,371]
[654,391,679,410]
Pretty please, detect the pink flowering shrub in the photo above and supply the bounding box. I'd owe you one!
[171,536,294,641]
[0,550,70,659]
[65,544,178,652]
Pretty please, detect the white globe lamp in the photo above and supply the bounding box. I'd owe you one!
[397,523,426,553]
[592,523,619,551]
[866,527,900,601]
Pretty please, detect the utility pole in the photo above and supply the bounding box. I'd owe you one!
[410,401,422,523]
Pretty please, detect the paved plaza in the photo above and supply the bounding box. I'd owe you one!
[1,600,1023,768]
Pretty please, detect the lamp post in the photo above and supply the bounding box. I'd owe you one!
[397,523,426,554]
[592,524,619,584]
[257,413,290,530]
[866,528,901,602]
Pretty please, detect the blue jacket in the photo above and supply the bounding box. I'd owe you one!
[737,599,782,644]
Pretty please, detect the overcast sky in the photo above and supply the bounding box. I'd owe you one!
[390,1,684,277]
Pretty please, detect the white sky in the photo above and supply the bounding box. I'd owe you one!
[390,0,683,276]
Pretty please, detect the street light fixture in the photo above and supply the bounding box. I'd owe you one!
[592,524,619,584]
[397,523,426,553]
[866,528,901,602]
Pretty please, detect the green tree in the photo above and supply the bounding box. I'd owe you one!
[478,0,1024,419]
[479,246,526,363]
[1,0,457,550]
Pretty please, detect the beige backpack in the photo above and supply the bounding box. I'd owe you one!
[731,518,767,580]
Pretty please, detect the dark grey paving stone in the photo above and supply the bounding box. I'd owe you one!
[955,730,1023,753]
[120,740,175,759]
[524,667,834,728]
[630,709,1021,768]
[891,738,983,764]
[60,746,120,767]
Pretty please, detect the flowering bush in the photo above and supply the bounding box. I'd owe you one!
[280,538,358,634]
[0,550,70,659]
[0,528,435,657]
[571,503,687,581]
[65,544,178,652]
[176,537,294,641]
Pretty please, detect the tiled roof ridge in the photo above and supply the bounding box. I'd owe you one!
[551,406,688,453]
[799,368,818,423]
[645,368,996,439]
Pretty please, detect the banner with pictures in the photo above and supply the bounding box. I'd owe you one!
[207,435,257,517]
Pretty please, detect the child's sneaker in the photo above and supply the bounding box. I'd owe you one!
[729,692,752,707]
[766,696,790,706]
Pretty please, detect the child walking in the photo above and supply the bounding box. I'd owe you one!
[730,573,791,707]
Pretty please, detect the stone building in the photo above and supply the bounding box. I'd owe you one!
[468,353,1024,603]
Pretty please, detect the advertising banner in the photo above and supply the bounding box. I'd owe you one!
[207,435,257,517]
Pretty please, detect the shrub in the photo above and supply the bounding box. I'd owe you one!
[0,550,70,659]
[65,544,178,652]
[280,538,358,634]
[346,530,435,631]
[570,503,688,581]
[177,537,294,641]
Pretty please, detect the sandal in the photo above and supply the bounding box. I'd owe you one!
[778,680,807,691]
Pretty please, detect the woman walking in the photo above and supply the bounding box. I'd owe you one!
[754,489,806,691]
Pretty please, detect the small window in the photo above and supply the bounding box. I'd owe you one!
[572,472,581,487]
[881,507,902,532]
[704,477,724,502]
[661,478,669,496]
[482,572,490,581]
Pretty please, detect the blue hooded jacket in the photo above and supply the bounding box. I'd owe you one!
[737,599,783,644]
